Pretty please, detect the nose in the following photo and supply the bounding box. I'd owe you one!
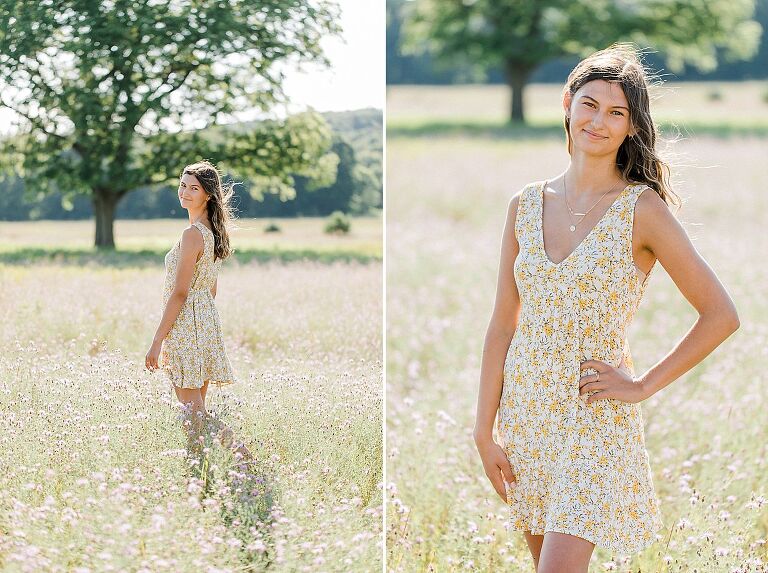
[590,114,605,129]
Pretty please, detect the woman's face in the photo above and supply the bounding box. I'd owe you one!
[564,79,636,155]
[178,173,209,210]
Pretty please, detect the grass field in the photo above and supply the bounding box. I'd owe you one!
[387,82,768,136]
[386,84,768,572]
[0,216,382,265]
[0,219,383,571]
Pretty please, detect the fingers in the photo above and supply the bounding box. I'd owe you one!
[579,379,608,394]
[586,390,611,404]
[145,356,160,372]
[480,443,517,503]
[578,370,606,394]
[489,471,507,502]
[578,372,602,389]
[500,457,515,485]
[489,459,516,502]
[579,359,606,373]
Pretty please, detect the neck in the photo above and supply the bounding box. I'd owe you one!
[564,150,623,198]
[188,208,207,225]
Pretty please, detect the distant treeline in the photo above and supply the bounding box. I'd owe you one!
[0,108,382,221]
[387,0,768,84]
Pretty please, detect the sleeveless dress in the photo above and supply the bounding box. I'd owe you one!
[496,180,664,555]
[158,221,236,389]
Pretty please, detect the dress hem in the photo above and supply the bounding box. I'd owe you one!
[507,520,664,556]
[162,371,236,390]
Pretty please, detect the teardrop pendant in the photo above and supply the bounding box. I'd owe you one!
[569,225,576,232]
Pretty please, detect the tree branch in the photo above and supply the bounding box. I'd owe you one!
[0,95,67,141]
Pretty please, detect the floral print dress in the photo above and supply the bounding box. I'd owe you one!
[159,221,236,389]
[496,180,664,555]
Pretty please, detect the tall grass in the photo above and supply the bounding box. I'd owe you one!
[0,255,383,571]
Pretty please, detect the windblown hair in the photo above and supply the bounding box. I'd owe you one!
[181,160,237,261]
[563,43,681,209]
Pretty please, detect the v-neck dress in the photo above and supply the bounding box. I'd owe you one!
[496,180,664,555]
[158,221,236,390]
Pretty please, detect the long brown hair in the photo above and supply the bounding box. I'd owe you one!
[181,160,237,261]
[563,43,682,210]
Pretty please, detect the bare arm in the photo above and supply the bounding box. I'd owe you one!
[211,277,217,300]
[473,191,524,501]
[474,193,523,442]
[635,189,740,398]
[152,227,204,344]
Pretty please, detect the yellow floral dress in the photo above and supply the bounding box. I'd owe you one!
[159,221,236,389]
[496,180,664,555]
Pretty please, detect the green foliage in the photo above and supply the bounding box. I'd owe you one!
[0,0,342,244]
[0,108,382,221]
[0,109,383,221]
[401,0,763,121]
[324,210,351,235]
[322,109,384,214]
[135,110,340,201]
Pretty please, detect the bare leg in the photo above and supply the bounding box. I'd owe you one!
[537,531,595,573]
[197,379,254,463]
[173,385,207,455]
[523,532,545,572]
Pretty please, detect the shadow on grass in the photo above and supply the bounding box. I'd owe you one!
[387,119,768,140]
[185,417,280,569]
[0,246,381,267]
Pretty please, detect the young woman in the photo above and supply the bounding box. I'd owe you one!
[144,160,252,463]
[473,44,739,572]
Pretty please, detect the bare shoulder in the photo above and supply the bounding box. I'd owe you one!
[180,226,204,249]
[634,185,685,250]
[635,186,676,224]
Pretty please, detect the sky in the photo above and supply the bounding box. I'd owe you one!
[283,0,385,113]
[0,0,384,134]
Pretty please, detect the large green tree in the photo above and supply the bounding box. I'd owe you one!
[402,0,763,122]
[0,0,341,247]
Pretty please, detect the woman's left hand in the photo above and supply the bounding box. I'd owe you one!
[579,359,648,404]
[145,340,162,373]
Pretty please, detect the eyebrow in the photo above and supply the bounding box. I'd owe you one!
[580,95,629,111]
[181,182,199,188]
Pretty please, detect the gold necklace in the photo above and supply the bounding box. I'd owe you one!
[563,176,624,232]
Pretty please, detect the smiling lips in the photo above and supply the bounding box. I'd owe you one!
[583,129,607,139]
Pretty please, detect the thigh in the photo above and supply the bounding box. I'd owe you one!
[173,385,205,415]
[538,531,595,573]
[523,531,544,570]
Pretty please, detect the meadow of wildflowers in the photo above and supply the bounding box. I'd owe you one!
[0,253,383,571]
[386,131,768,571]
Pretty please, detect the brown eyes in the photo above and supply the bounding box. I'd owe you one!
[582,102,624,116]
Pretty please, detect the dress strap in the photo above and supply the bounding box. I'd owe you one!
[513,181,542,243]
[623,184,655,286]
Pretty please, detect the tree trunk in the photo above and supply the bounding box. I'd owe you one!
[93,190,121,249]
[504,61,533,124]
